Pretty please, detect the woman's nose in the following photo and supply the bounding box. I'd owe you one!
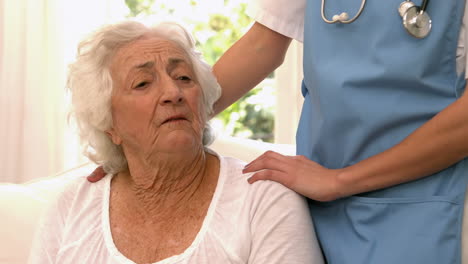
[160,79,183,105]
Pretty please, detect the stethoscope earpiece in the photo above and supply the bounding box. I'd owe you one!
[332,12,349,23]
[321,0,366,24]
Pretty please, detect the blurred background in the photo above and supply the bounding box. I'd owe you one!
[0,0,303,183]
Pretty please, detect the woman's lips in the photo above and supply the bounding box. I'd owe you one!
[162,116,188,125]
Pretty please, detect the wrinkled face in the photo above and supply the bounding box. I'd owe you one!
[107,35,205,156]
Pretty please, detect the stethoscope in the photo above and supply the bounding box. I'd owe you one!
[321,0,432,38]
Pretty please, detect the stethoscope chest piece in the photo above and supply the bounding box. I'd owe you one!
[399,0,432,38]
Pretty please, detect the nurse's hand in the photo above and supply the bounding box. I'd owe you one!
[242,151,343,202]
[87,166,106,182]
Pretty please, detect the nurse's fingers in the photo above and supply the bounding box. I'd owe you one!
[247,169,294,188]
[244,153,343,201]
[245,150,288,167]
[87,166,106,182]
[243,150,290,173]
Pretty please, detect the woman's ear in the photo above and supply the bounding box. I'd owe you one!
[106,128,122,145]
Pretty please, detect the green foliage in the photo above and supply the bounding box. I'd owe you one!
[124,0,275,142]
[217,84,275,142]
[125,0,156,17]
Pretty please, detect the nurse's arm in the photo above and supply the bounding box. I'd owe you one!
[212,22,292,115]
[334,86,468,198]
[243,85,468,201]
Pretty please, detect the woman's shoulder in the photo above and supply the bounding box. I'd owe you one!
[218,155,247,176]
[59,173,109,201]
[218,155,306,206]
[43,173,110,221]
[40,173,110,236]
[29,174,111,263]
[211,155,317,264]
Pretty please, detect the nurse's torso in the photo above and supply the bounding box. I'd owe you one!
[298,0,467,263]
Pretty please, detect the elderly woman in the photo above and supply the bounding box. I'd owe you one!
[28,21,324,264]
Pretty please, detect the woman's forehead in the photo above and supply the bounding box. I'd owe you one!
[112,36,190,69]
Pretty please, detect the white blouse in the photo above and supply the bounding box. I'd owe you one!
[247,0,468,78]
[28,152,324,264]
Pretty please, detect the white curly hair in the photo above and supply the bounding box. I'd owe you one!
[67,21,221,174]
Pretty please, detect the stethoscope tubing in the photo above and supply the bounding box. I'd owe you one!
[421,0,429,13]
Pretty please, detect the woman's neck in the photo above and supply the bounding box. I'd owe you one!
[114,147,217,218]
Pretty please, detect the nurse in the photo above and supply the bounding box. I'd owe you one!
[215,0,468,263]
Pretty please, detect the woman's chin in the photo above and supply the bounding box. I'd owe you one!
[160,131,199,152]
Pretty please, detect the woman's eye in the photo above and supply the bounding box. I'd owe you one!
[177,76,191,82]
[134,81,149,89]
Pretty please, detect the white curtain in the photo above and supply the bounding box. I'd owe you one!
[0,0,127,183]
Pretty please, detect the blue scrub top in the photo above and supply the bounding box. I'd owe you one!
[297,0,468,263]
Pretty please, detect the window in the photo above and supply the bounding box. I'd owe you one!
[123,0,283,143]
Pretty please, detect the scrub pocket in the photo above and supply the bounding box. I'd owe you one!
[310,195,463,264]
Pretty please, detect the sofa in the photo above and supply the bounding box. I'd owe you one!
[1,137,467,263]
